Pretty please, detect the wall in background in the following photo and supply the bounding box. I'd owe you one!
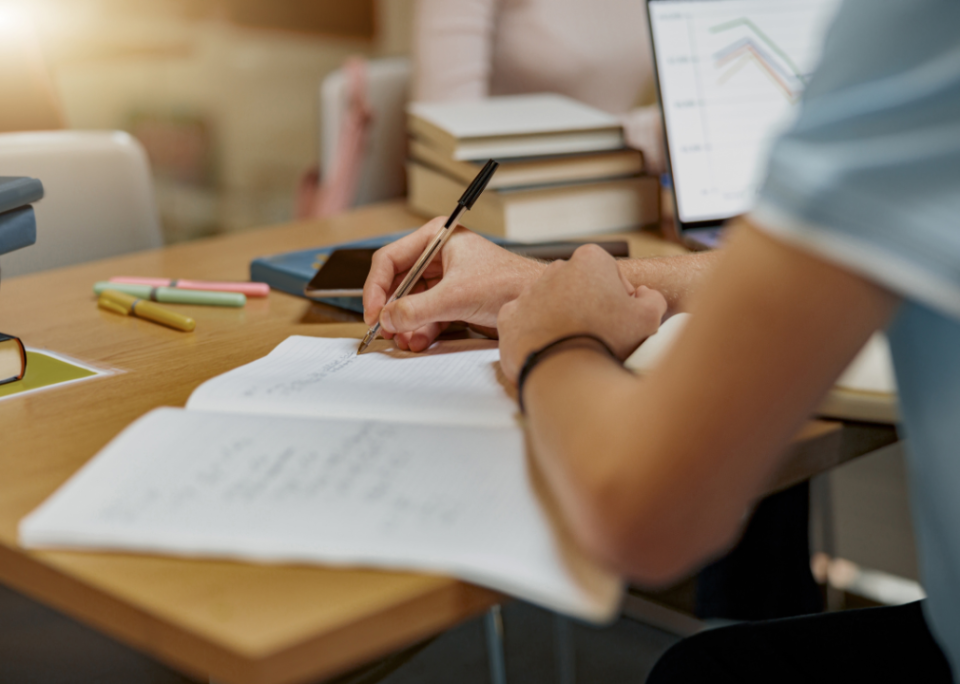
[6,0,414,242]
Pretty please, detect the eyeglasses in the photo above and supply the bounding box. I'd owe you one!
[0,333,26,386]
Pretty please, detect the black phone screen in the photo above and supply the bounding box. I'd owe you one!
[305,248,376,297]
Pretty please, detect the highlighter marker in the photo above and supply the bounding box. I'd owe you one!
[94,282,245,307]
[98,289,196,332]
[109,276,269,297]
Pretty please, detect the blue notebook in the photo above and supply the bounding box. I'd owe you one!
[251,233,630,313]
[0,177,44,215]
[250,232,412,313]
[0,206,38,257]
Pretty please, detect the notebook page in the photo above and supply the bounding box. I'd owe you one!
[187,337,518,428]
[626,313,896,394]
[625,313,897,422]
[19,408,622,623]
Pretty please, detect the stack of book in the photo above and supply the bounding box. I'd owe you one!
[0,176,42,387]
[406,93,659,241]
[0,176,43,257]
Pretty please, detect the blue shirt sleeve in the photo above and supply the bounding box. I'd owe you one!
[750,0,960,320]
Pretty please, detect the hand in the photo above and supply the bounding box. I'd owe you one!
[362,218,546,351]
[498,244,668,382]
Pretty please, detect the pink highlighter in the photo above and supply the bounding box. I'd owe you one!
[109,277,270,297]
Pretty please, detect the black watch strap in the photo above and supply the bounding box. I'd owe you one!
[516,334,619,414]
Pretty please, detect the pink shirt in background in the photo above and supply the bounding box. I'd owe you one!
[413,0,666,173]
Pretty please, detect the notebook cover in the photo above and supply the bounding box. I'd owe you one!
[250,231,630,314]
[408,94,620,140]
[250,232,412,313]
[0,177,44,215]
[0,206,37,257]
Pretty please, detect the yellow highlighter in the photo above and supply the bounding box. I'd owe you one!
[98,289,196,332]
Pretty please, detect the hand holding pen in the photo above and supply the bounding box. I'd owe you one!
[357,159,499,354]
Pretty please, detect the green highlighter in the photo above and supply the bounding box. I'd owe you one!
[92,282,246,307]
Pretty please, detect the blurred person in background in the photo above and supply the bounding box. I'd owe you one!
[414,0,666,173]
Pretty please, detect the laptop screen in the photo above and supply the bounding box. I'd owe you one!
[648,0,841,228]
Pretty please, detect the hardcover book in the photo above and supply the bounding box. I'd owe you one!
[0,176,44,215]
[0,205,37,257]
[410,139,644,190]
[250,232,629,312]
[407,94,625,161]
[250,233,410,312]
[408,160,660,241]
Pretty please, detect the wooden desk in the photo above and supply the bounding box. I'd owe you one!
[0,202,896,684]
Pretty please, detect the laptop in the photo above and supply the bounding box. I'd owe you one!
[647,0,842,249]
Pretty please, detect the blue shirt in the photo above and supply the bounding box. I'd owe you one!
[750,1,960,676]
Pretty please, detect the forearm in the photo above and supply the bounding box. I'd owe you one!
[618,252,719,316]
[522,350,742,584]
[518,251,718,319]
[516,223,897,586]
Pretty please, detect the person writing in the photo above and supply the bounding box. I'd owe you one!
[412,0,824,624]
[367,1,960,679]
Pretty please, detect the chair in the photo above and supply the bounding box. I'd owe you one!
[0,130,163,277]
[315,56,411,213]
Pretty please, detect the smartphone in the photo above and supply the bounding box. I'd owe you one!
[304,249,375,298]
[303,241,630,300]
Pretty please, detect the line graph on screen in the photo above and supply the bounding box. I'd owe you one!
[649,0,841,222]
[710,18,811,103]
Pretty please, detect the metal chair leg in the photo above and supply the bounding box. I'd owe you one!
[553,613,575,684]
[484,605,508,684]
[811,473,843,611]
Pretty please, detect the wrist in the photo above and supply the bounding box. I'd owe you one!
[517,334,620,414]
[506,255,548,300]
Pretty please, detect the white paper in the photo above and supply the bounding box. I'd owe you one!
[187,337,518,428]
[623,313,691,373]
[20,408,622,622]
[626,313,897,395]
[834,333,896,394]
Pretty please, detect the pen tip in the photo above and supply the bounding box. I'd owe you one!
[357,334,372,355]
[358,323,380,354]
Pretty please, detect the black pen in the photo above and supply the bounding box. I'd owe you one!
[357,159,499,354]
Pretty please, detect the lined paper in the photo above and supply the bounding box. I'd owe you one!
[20,408,622,622]
[187,337,518,428]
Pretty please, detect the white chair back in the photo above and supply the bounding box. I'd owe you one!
[0,130,162,277]
[320,57,411,207]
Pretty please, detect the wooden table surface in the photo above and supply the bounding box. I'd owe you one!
[0,202,896,684]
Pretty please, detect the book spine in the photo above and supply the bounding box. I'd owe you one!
[0,206,37,256]
[0,177,44,215]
